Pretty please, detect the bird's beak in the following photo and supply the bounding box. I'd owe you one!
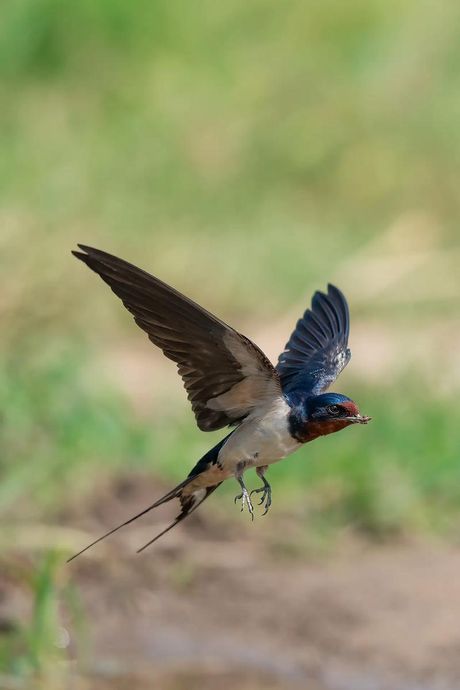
[345,415,372,424]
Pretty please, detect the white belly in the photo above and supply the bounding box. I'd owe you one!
[217,398,300,474]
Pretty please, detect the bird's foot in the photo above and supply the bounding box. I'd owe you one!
[250,483,272,516]
[234,487,254,521]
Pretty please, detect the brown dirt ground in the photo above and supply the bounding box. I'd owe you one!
[46,474,460,690]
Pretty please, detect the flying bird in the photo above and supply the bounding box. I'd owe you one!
[68,245,370,561]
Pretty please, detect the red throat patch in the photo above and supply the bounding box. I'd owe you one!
[297,417,355,443]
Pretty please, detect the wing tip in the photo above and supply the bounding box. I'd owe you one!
[72,244,121,262]
[327,282,347,302]
[72,244,100,262]
[71,249,88,262]
[312,283,347,306]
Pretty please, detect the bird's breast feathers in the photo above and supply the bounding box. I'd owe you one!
[217,397,300,473]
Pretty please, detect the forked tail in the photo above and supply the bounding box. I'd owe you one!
[67,477,221,562]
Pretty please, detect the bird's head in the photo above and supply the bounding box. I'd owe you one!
[287,392,371,442]
[306,392,371,429]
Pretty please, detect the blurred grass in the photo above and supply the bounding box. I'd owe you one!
[1,0,460,336]
[1,0,460,682]
[0,549,83,687]
[0,0,459,519]
[0,0,459,540]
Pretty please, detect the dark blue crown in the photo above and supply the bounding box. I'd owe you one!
[303,392,352,418]
[311,392,352,406]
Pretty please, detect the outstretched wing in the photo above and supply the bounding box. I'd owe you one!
[276,284,351,395]
[73,245,281,431]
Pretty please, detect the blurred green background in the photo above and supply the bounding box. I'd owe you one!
[1,1,460,688]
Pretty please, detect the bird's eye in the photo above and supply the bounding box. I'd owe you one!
[327,404,341,416]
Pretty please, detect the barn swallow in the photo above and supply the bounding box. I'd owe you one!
[68,245,370,561]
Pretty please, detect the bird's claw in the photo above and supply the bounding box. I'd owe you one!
[234,487,254,521]
[250,484,272,516]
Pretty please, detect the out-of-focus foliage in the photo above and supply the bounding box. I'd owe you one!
[0,550,83,685]
[1,0,459,340]
[0,1,459,684]
[1,0,460,544]
[1,0,459,542]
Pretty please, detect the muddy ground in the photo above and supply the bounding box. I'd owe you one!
[46,474,459,690]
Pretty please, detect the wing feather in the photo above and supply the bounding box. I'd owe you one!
[276,284,351,395]
[73,245,281,430]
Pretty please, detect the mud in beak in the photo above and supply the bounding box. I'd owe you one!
[345,415,372,424]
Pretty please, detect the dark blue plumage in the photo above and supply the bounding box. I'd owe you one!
[188,433,232,477]
[277,284,350,395]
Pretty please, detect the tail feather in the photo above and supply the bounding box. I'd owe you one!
[66,476,197,563]
[136,483,221,554]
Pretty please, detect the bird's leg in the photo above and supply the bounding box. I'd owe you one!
[234,469,254,521]
[250,465,272,515]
